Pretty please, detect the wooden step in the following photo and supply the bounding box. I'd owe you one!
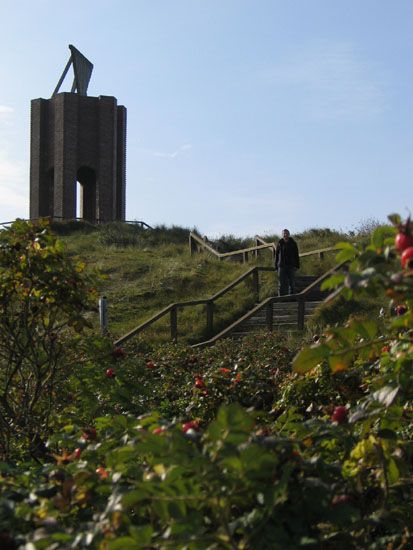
[229,299,323,339]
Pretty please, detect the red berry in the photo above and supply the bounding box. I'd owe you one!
[73,448,82,459]
[96,466,109,479]
[381,345,390,354]
[395,232,413,252]
[82,427,97,440]
[146,360,156,369]
[195,377,205,389]
[395,304,407,316]
[152,427,166,435]
[331,406,348,424]
[219,368,231,374]
[182,420,199,433]
[401,246,413,269]
[111,347,125,359]
[105,368,116,378]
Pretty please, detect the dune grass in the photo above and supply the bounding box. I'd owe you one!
[53,221,365,345]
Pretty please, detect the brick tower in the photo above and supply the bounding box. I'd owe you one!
[30,45,126,223]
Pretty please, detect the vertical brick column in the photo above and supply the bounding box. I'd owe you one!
[116,105,127,221]
[30,99,49,218]
[97,96,117,222]
[54,93,78,220]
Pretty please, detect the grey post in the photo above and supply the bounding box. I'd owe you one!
[99,296,108,333]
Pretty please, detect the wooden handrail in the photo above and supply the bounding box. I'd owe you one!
[220,243,275,257]
[255,235,336,258]
[114,256,345,347]
[189,231,337,262]
[300,246,336,258]
[189,232,274,262]
[191,260,348,348]
[114,265,274,346]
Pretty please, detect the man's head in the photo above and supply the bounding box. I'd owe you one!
[282,229,290,242]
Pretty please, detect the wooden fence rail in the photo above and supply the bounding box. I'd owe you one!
[191,260,348,348]
[189,231,336,263]
[114,265,275,347]
[114,254,345,347]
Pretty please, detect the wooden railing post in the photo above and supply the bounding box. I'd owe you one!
[254,238,260,259]
[252,268,259,303]
[319,251,324,260]
[266,301,273,331]
[297,299,305,330]
[170,306,178,342]
[189,234,196,255]
[206,301,214,336]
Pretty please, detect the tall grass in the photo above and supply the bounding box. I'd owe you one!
[54,221,373,345]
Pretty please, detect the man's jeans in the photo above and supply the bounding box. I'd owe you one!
[278,266,296,296]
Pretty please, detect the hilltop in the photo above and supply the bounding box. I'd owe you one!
[51,220,370,345]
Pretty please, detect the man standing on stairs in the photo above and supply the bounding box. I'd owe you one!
[275,229,300,295]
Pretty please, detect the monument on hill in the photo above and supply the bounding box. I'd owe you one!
[30,45,126,223]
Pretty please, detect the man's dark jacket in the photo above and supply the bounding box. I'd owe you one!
[275,238,300,269]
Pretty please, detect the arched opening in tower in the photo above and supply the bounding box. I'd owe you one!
[76,166,96,222]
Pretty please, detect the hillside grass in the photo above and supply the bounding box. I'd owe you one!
[52,221,365,345]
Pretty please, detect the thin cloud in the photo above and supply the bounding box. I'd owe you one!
[261,43,386,120]
[151,143,192,159]
[0,105,14,115]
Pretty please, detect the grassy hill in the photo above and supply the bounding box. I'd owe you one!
[52,221,366,345]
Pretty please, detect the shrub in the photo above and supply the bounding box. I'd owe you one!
[0,219,97,458]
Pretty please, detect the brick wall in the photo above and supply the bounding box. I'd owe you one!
[29,92,127,222]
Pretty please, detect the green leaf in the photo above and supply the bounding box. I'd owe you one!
[207,403,254,444]
[335,242,357,263]
[387,458,400,484]
[129,525,153,544]
[353,320,378,340]
[388,213,401,226]
[328,353,352,373]
[321,273,345,291]
[371,226,394,249]
[50,533,73,543]
[108,446,137,466]
[220,456,243,471]
[123,489,149,506]
[292,344,329,374]
[108,537,141,549]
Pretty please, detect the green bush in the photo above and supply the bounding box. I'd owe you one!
[1,214,413,548]
[0,219,97,458]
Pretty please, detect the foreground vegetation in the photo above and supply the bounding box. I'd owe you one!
[1,216,412,548]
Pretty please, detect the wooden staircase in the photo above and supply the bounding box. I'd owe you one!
[218,275,328,340]
[115,258,345,349]
[230,300,321,338]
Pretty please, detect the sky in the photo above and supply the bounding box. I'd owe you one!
[1,0,413,237]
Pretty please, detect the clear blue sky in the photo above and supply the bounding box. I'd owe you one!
[1,0,412,236]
